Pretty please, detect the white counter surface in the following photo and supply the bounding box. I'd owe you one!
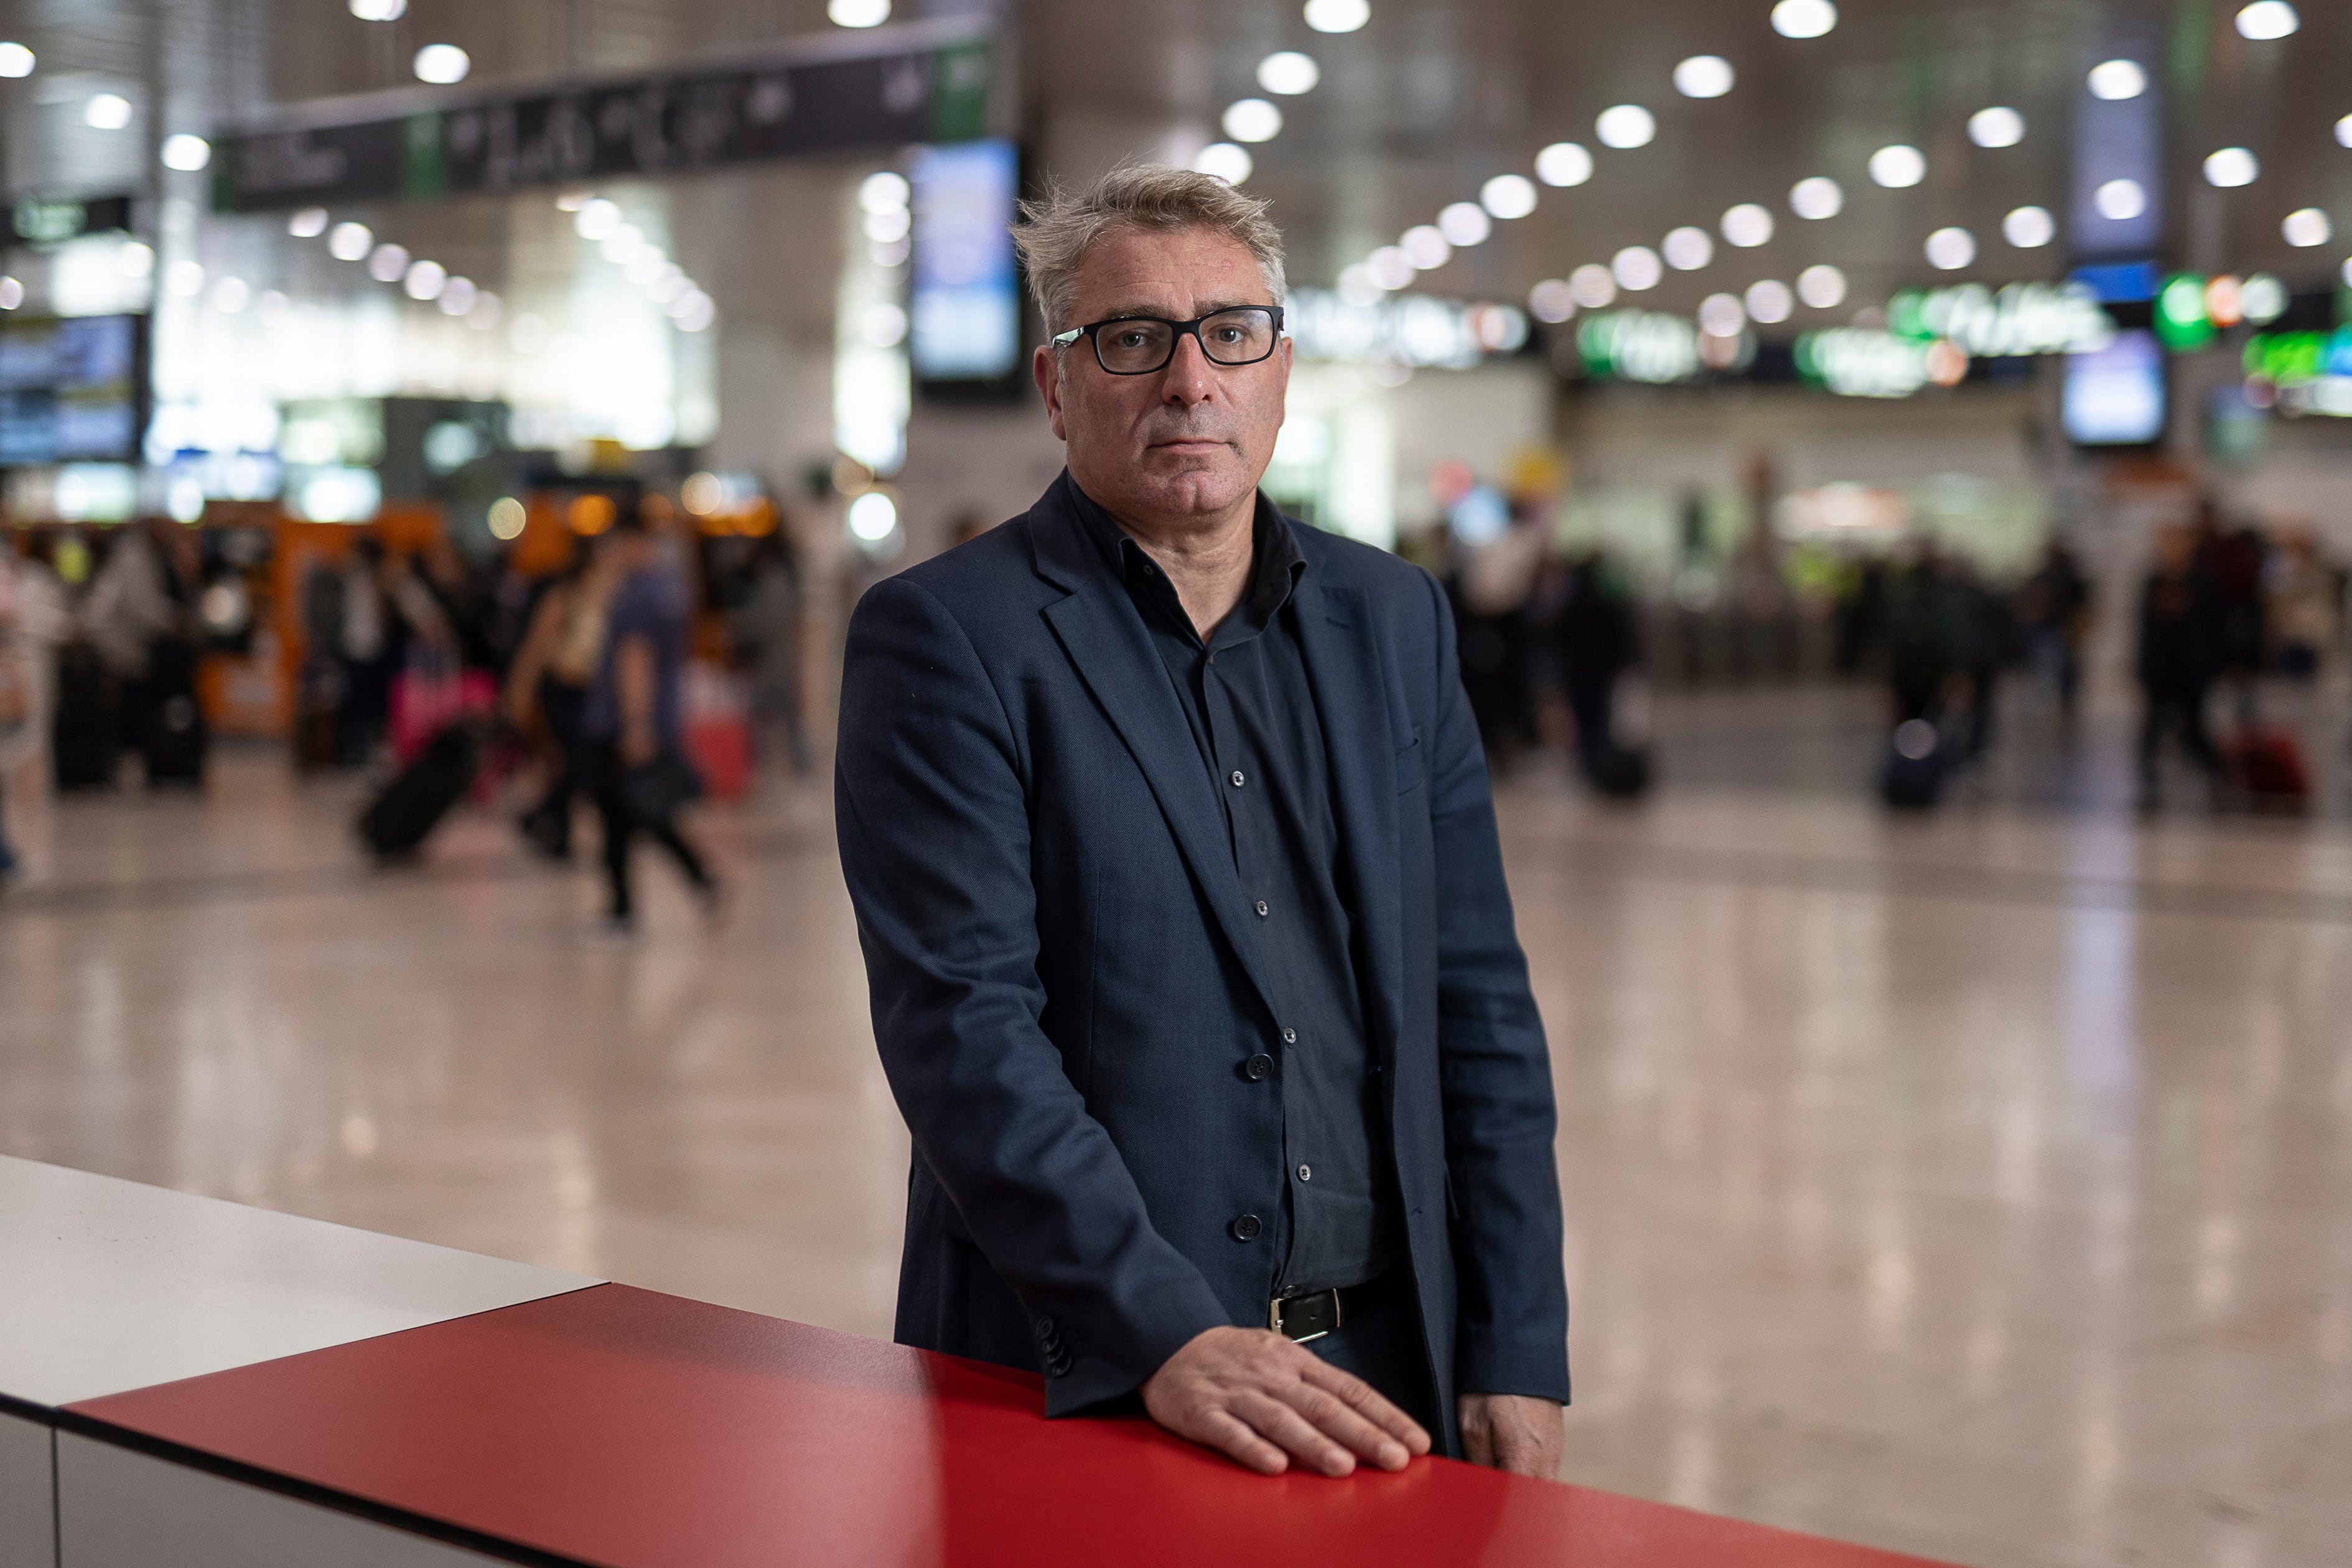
[0,1155,592,1408]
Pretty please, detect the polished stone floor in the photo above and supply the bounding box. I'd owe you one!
[3,691,2348,1568]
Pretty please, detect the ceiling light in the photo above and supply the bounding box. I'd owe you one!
[328,221,373,260]
[2338,114,2352,149]
[676,294,716,333]
[574,198,621,239]
[2284,208,2331,247]
[412,44,469,84]
[1790,176,1843,219]
[1569,264,1617,309]
[1595,105,1654,149]
[348,0,407,17]
[1745,279,1794,324]
[1925,227,1976,270]
[1771,0,1837,39]
[0,43,34,77]
[1697,292,1745,335]
[626,250,666,285]
[864,302,908,347]
[862,207,910,243]
[602,224,646,262]
[1304,0,1370,32]
[403,259,446,300]
[1612,245,1662,291]
[2240,274,2287,323]
[84,94,133,131]
[438,277,476,315]
[1258,52,1320,95]
[2002,205,2055,247]
[160,133,211,172]
[2203,147,2257,187]
[1223,98,1282,142]
[1368,246,1414,289]
[288,207,329,238]
[859,171,910,213]
[210,276,250,313]
[367,243,410,282]
[116,241,154,278]
[2087,60,2145,100]
[1528,279,1576,324]
[1437,201,1491,246]
[1796,263,1846,308]
[1535,142,1593,187]
[1193,142,1253,184]
[1673,56,1734,98]
[1721,203,1773,246]
[1481,174,1537,220]
[1663,226,1713,269]
[2236,1,2298,40]
[1337,264,1383,306]
[1400,225,1450,269]
[828,0,890,25]
[1868,145,1925,187]
[165,259,205,297]
[0,276,23,310]
[1967,107,2024,148]
[2094,178,2146,220]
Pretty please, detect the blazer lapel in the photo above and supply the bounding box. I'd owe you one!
[1291,568,1407,1066]
[1034,502,1284,1022]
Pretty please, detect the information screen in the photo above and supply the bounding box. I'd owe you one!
[2063,328,2165,446]
[0,314,144,466]
[909,139,1020,381]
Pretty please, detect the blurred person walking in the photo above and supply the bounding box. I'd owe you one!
[2136,525,2224,809]
[86,519,203,786]
[506,549,609,860]
[582,513,719,932]
[1554,549,1646,796]
[2017,540,2091,723]
[2266,527,2336,681]
[335,539,395,764]
[1449,499,1547,773]
[0,538,68,874]
[837,166,1566,1482]
[734,530,812,779]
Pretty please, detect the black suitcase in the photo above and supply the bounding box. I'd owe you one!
[140,635,208,786]
[1878,721,1946,811]
[50,642,119,790]
[357,721,480,859]
[1583,744,1654,800]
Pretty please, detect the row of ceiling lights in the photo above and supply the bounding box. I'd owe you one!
[1301,0,2330,330]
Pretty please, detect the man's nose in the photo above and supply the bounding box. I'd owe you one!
[1158,330,1218,404]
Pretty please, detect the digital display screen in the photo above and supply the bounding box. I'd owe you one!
[909,139,1020,381]
[0,314,144,465]
[2063,329,2165,446]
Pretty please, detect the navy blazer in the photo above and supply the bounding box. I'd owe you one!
[836,475,1569,1453]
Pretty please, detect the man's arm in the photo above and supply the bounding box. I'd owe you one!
[836,577,1233,1412]
[1417,570,1571,1465]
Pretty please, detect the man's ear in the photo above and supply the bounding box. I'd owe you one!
[1034,345,1069,443]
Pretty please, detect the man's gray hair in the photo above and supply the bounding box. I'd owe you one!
[1012,164,1287,339]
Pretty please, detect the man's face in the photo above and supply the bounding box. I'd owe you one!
[1033,224,1291,531]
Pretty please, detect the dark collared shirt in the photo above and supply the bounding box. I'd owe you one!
[1068,475,1400,1295]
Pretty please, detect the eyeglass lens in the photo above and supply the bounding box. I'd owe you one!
[1094,309,1277,374]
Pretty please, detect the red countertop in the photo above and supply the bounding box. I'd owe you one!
[70,1283,1954,1568]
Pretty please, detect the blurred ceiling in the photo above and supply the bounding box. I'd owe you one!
[1,0,2347,326]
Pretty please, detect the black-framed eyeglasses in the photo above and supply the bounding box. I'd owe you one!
[1050,306,1285,375]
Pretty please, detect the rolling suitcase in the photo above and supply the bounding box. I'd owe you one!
[357,721,480,859]
[141,635,207,787]
[50,642,118,790]
[1878,720,1946,811]
[2223,721,2310,810]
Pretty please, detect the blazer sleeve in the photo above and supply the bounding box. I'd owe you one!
[1416,569,1572,1406]
[835,576,1231,1414]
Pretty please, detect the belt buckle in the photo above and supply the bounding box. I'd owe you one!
[1269,1287,1342,1343]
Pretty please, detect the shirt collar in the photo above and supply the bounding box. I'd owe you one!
[1061,470,1304,646]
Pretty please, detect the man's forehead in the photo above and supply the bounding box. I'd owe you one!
[1069,226,1268,315]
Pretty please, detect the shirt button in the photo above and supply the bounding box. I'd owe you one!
[1231,1213,1262,1241]
[1297,1164,1312,1183]
[1254,900,1269,917]
[1230,770,1246,787]
[1281,1027,1297,1044]
[1244,1053,1274,1081]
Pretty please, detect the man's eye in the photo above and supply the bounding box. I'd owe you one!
[1113,331,1152,348]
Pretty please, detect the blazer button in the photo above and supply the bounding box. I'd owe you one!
[1253,900,1269,917]
[1230,1213,1262,1242]
[1244,1053,1274,1081]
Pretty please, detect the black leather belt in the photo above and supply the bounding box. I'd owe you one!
[1269,1276,1383,1343]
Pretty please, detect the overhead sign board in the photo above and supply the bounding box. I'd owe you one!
[9,194,134,247]
[213,22,992,213]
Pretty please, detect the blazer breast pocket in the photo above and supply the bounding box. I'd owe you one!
[1395,729,1424,795]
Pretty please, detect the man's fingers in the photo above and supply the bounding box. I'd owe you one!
[1232,1389,1357,1477]
[1299,1357,1432,1454]
[1279,1381,1413,1470]
[1197,1409,1290,1475]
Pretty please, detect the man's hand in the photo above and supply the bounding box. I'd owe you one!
[1142,1326,1432,1477]
[1458,1393,1563,1478]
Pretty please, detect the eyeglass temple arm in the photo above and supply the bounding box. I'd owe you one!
[1048,328,1083,347]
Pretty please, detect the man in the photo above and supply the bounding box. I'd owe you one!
[836,166,1567,1480]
